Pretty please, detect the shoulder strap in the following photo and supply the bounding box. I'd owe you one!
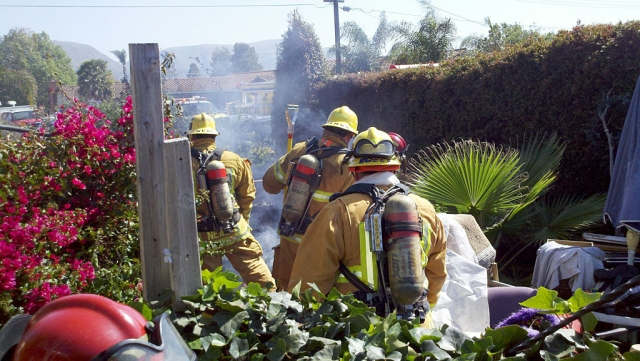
[191,147,222,167]
[339,262,374,294]
[312,146,349,160]
[304,136,319,154]
[384,183,411,197]
[329,183,379,202]
[304,136,349,160]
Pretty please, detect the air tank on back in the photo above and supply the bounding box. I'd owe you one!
[281,154,319,223]
[383,194,426,306]
[205,160,234,221]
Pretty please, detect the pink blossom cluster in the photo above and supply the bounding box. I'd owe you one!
[0,96,138,317]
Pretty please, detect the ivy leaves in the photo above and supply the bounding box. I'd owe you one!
[162,269,620,360]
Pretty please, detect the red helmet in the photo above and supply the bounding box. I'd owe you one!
[7,294,195,361]
[388,132,407,152]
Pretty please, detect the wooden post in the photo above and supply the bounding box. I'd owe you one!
[163,138,202,309]
[130,43,202,307]
[129,43,172,302]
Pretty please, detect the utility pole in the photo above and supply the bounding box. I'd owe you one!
[324,0,343,75]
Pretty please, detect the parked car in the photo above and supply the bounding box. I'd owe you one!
[0,108,41,127]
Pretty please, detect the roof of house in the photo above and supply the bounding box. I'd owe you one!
[56,70,276,100]
[164,70,275,94]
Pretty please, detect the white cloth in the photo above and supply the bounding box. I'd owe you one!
[437,213,479,264]
[531,241,606,292]
[432,249,490,332]
[354,171,400,186]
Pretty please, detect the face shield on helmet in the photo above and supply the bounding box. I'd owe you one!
[345,127,401,172]
[2,294,196,361]
[91,313,196,361]
[186,113,219,136]
[322,106,358,135]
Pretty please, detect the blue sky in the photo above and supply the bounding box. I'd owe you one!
[0,0,638,60]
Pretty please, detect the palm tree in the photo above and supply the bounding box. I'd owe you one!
[330,12,391,73]
[111,49,127,84]
[408,135,606,270]
[388,2,456,64]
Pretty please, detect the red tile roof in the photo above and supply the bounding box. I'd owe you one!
[56,70,275,100]
[164,70,275,94]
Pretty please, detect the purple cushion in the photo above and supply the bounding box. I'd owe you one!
[487,286,537,328]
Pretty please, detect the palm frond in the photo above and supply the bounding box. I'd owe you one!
[528,193,607,244]
[516,132,565,189]
[371,12,390,55]
[408,140,526,228]
[501,132,565,225]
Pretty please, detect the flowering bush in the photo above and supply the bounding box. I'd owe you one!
[0,97,141,324]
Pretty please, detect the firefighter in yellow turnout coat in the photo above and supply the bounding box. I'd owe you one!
[262,106,359,291]
[188,113,274,288]
[288,127,447,326]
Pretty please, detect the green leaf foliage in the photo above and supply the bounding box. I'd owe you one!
[406,135,605,272]
[168,272,622,360]
[409,139,526,230]
[0,28,76,108]
[76,59,115,102]
[230,42,263,73]
[312,21,640,202]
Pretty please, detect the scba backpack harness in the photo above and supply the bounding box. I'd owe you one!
[191,148,242,234]
[331,183,432,322]
[278,136,349,238]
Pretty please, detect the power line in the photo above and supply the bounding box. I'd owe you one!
[0,3,329,8]
[341,6,488,27]
[515,0,640,8]
[428,5,487,26]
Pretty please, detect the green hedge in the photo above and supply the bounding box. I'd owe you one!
[311,22,640,198]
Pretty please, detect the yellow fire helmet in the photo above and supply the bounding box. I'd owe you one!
[187,113,220,136]
[347,127,401,171]
[322,106,358,135]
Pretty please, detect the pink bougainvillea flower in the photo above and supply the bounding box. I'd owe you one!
[1,95,139,316]
[71,178,86,190]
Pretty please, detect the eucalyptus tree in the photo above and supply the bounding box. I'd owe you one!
[388,1,456,64]
[210,47,232,76]
[0,67,37,105]
[0,28,76,108]
[76,59,114,102]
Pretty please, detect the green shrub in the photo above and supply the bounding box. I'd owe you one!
[0,98,141,323]
[312,21,640,200]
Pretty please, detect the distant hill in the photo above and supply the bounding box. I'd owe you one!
[54,40,281,80]
[162,39,279,77]
[54,41,124,80]
[54,39,332,80]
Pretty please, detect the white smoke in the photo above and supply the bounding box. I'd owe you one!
[213,108,328,277]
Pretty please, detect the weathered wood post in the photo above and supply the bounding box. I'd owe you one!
[129,43,202,308]
[163,138,203,309]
